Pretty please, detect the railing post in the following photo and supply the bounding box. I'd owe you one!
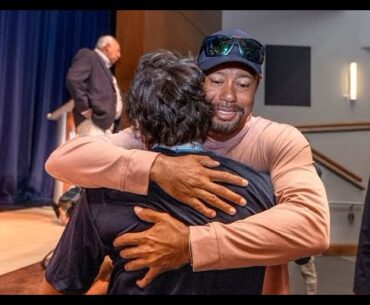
[47,100,75,204]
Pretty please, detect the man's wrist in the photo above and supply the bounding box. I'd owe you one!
[181,225,192,267]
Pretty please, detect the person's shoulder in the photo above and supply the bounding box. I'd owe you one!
[108,127,146,149]
[254,116,295,131]
[203,150,264,175]
[76,47,93,54]
[74,48,95,59]
[253,116,308,148]
[255,116,303,137]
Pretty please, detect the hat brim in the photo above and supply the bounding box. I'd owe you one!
[198,54,261,75]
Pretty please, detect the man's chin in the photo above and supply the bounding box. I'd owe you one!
[210,121,239,135]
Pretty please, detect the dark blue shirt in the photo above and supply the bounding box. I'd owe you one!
[46,149,275,294]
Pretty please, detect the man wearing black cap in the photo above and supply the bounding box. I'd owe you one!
[45,29,330,294]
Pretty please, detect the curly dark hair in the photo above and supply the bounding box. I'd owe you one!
[125,49,213,148]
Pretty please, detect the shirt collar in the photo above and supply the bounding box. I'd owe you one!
[152,142,205,153]
[94,48,111,69]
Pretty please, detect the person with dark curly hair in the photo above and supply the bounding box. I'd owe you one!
[40,49,276,294]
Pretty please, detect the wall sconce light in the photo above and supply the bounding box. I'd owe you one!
[349,62,357,101]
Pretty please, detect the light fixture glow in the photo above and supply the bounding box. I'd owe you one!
[349,62,357,101]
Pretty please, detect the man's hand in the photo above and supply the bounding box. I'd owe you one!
[150,154,248,218]
[114,207,190,288]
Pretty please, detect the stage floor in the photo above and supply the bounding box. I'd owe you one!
[0,206,64,276]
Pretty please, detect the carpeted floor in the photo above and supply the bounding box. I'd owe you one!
[0,262,44,294]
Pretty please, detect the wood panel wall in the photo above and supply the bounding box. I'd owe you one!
[115,10,221,127]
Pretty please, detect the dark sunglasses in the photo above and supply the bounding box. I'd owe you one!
[201,35,265,65]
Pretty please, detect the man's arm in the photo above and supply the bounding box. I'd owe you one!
[66,49,93,114]
[190,128,329,270]
[190,138,330,271]
[45,132,157,195]
[113,127,330,286]
[45,129,248,217]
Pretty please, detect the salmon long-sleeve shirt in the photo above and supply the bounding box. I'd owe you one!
[45,116,330,294]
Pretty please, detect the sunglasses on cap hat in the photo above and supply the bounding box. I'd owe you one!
[200,34,265,65]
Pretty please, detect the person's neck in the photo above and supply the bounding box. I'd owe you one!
[94,48,112,69]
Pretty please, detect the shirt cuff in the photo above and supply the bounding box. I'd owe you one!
[121,150,160,195]
[189,223,220,271]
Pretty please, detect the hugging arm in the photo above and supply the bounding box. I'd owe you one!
[45,129,248,217]
[114,128,330,287]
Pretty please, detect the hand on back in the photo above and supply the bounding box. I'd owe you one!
[150,154,248,218]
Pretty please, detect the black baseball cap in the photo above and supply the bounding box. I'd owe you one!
[197,28,265,75]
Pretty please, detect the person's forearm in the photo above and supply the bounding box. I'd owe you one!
[190,204,328,271]
[190,167,330,270]
[189,123,330,270]
[45,135,159,194]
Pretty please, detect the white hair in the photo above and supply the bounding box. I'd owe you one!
[95,35,116,49]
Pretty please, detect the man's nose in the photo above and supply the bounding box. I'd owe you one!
[219,83,237,103]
